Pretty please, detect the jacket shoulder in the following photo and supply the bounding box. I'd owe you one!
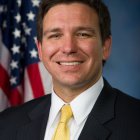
[114,88,140,110]
[110,87,140,127]
[0,94,51,125]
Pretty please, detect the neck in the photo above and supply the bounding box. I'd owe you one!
[53,87,82,103]
[53,77,101,103]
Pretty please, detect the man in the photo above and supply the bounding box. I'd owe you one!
[0,0,140,140]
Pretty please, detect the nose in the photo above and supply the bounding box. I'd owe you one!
[60,35,78,55]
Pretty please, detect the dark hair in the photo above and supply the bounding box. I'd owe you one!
[37,0,111,43]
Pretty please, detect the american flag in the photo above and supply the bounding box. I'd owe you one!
[0,0,52,111]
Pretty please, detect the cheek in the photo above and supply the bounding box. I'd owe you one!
[80,40,102,58]
[41,45,55,71]
[41,41,58,60]
[83,44,103,70]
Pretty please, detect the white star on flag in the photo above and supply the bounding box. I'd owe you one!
[21,36,27,45]
[11,44,20,54]
[15,13,21,23]
[27,11,35,21]
[25,27,32,35]
[34,36,37,44]
[10,77,17,85]
[3,20,7,28]
[17,0,22,7]
[13,28,21,38]
[31,0,40,7]
[10,60,18,69]
[30,49,38,58]
[0,6,4,13]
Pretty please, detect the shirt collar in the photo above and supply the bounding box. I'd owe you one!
[48,92,65,127]
[70,76,104,124]
[49,76,104,126]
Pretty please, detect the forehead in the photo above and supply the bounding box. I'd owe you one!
[43,3,99,27]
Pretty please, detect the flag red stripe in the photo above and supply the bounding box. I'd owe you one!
[9,88,23,106]
[0,64,23,106]
[27,63,44,98]
[0,64,11,97]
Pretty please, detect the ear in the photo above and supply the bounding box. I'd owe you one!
[36,40,43,61]
[102,36,112,61]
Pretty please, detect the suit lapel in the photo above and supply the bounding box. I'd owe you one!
[79,80,117,140]
[17,95,51,140]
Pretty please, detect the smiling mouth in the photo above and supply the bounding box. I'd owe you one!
[58,62,83,66]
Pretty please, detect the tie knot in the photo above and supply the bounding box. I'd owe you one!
[60,105,73,123]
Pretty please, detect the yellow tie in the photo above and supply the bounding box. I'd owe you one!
[52,105,73,140]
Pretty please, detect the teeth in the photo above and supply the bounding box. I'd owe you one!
[60,62,81,66]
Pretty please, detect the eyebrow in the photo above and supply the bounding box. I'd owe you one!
[43,28,61,36]
[75,26,96,34]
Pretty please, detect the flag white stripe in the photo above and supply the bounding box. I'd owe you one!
[38,62,52,94]
[0,88,10,111]
[23,69,34,102]
[0,30,11,74]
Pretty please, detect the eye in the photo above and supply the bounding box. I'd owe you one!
[76,32,92,38]
[48,33,62,39]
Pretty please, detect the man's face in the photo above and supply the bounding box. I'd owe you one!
[37,3,111,93]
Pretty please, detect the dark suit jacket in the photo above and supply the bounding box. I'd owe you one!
[0,80,140,140]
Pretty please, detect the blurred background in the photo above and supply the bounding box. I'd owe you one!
[103,0,140,99]
[0,0,140,111]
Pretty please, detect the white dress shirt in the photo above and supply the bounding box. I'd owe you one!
[44,76,104,140]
